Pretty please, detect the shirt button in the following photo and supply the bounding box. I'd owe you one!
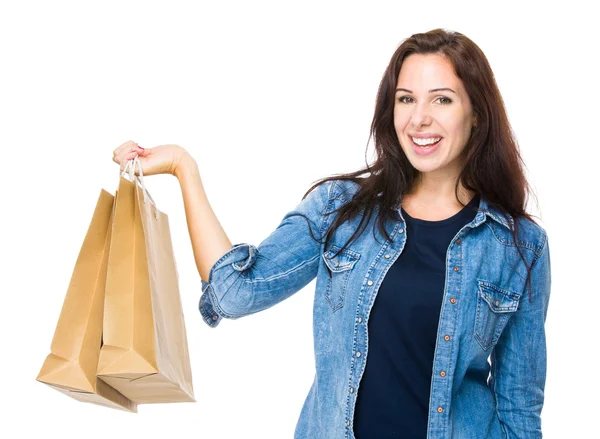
[384,254,391,259]
[444,335,451,341]
[212,315,219,321]
[349,387,355,393]
[399,228,404,234]
[437,406,444,413]
[453,266,459,272]
[335,261,340,267]
[355,351,362,358]
[440,371,446,377]
[456,238,461,244]
[367,280,374,286]
[450,298,457,304]
[347,420,351,427]
[357,317,363,323]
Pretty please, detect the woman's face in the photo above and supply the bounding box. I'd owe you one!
[394,53,476,179]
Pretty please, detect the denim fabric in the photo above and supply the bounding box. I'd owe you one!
[199,179,552,439]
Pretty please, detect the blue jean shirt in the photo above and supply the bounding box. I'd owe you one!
[199,179,552,439]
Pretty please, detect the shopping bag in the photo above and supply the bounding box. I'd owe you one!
[97,157,195,404]
[36,189,137,413]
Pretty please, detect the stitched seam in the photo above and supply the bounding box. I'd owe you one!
[347,221,404,434]
[244,254,321,283]
[485,222,539,252]
[477,280,520,301]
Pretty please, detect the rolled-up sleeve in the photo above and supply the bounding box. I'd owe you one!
[199,180,334,328]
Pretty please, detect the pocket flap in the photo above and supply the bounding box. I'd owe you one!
[477,281,520,313]
[322,245,360,272]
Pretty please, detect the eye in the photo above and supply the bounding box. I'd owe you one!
[436,96,453,105]
[396,95,452,105]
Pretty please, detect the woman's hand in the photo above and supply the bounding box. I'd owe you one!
[112,140,189,177]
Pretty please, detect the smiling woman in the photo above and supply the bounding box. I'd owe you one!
[285,28,552,439]
[113,27,552,439]
[191,28,551,439]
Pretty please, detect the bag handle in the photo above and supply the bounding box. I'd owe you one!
[121,157,159,220]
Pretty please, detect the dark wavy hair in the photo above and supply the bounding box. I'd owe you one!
[299,28,540,301]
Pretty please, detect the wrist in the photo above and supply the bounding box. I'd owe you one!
[173,150,198,180]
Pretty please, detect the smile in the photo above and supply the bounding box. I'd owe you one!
[410,137,443,156]
[411,136,442,146]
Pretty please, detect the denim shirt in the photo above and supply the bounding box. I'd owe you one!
[199,179,552,439]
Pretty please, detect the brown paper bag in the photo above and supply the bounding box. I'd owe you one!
[97,159,195,404]
[37,189,137,413]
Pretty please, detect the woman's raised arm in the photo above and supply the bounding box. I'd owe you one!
[113,140,232,282]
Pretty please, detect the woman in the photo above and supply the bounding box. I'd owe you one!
[113,28,551,439]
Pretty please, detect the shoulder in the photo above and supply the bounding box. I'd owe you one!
[328,178,363,202]
[512,215,549,259]
[304,178,362,203]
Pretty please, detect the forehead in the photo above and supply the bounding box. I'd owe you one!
[397,53,462,90]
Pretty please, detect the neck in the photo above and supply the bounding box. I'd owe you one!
[406,173,475,207]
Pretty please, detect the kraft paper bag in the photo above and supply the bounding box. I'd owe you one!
[97,158,195,404]
[37,189,137,413]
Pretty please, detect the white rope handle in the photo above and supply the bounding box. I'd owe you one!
[120,156,159,220]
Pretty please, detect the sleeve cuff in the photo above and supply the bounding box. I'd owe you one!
[198,243,258,328]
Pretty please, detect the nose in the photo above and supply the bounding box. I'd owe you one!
[410,103,433,128]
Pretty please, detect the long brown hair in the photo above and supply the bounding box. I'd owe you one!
[299,28,540,301]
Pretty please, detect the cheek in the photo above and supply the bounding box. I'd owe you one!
[446,118,473,156]
[393,110,410,133]
[441,113,471,139]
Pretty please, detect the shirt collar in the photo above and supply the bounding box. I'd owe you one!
[477,196,515,231]
[361,181,515,232]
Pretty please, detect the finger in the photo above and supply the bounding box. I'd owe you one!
[115,140,139,158]
[119,151,139,172]
[115,140,134,155]
[114,151,132,164]
[113,152,123,164]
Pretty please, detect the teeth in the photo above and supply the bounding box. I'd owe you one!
[412,136,441,146]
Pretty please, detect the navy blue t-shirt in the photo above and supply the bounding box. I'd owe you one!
[353,195,480,439]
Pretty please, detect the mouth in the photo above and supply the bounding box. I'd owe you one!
[410,136,443,148]
[409,136,443,156]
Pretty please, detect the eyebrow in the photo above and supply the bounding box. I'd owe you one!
[395,87,457,94]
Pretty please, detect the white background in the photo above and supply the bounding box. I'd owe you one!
[1,1,597,437]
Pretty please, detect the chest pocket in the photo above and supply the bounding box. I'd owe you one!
[474,280,521,351]
[322,245,361,313]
